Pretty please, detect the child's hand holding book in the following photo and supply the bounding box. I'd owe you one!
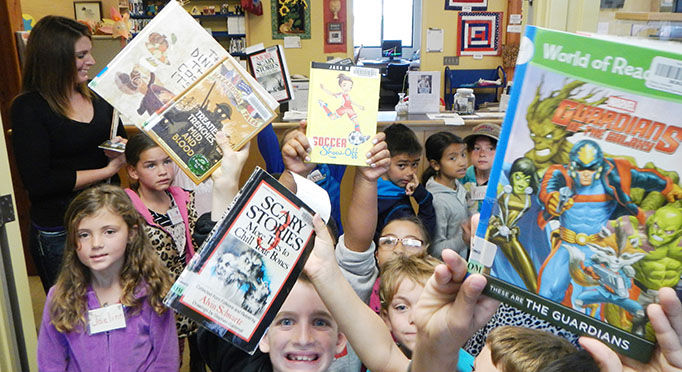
[356,132,390,182]
[210,129,250,220]
[412,249,499,372]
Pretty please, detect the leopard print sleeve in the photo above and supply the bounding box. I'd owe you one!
[187,190,200,253]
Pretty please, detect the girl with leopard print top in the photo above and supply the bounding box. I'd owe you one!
[124,131,249,371]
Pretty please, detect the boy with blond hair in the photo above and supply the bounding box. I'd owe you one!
[379,254,475,369]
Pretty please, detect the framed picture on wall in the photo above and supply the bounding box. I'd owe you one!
[271,0,311,39]
[445,0,488,11]
[327,23,343,44]
[74,1,102,23]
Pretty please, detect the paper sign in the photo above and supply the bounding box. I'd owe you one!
[473,53,483,60]
[244,43,265,54]
[463,6,472,11]
[426,28,444,52]
[509,14,522,24]
[292,172,331,223]
[426,113,464,126]
[469,185,487,200]
[88,304,126,334]
[284,36,301,48]
[507,25,522,33]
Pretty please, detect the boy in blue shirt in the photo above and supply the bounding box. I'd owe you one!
[378,123,436,239]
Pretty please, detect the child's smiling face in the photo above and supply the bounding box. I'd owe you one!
[259,281,346,372]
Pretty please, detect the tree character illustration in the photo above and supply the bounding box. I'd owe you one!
[524,80,607,177]
[318,73,370,145]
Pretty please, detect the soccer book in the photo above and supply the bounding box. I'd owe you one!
[164,167,316,354]
[467,26,682,362]
[306,62,380,166]
[143,56,276,183]
[246,45,294,103]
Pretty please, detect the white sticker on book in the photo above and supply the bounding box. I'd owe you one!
[88,304,126,334]
[646,56,682,95]
[471,236,497,267]
[351,66,379,79]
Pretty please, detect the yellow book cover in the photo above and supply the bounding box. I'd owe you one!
[144,56,276,183]
[306,62,380,166]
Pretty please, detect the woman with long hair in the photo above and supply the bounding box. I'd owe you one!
[11,16,127,292]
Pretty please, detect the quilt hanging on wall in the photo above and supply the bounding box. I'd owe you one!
[457,11,502,56]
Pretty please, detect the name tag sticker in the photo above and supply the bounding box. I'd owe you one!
[168,207,183,225]
[88,304,126,334]
[470,185,487,200]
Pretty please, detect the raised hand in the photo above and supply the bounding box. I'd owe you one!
[412,249,500,372]
[356,132,390,182]
[210,129,250,219]
[405,173,419,196]
[281,122,316,177]
[303,214,338,283]
[579,287,682,372]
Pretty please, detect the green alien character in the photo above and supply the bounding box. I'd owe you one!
[607,206,682,339]
[634,206,682,291]
[486,158,541,292]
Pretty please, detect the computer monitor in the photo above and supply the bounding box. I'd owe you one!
[381,40,402,60]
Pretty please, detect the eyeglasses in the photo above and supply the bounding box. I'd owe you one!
[378,236,424,251]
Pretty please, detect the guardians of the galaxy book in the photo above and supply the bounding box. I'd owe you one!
[306,62,380,166]
[468,26,682,362]
[144,56,276,183]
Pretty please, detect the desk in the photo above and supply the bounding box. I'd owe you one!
[357,58,419,74]
[275,111,501,136]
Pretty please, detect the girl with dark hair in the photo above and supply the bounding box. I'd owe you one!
[124,130,249,371]
[422,131,470,259]
[11,15,127,292]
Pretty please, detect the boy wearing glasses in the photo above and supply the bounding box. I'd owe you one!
[376,124,436,240]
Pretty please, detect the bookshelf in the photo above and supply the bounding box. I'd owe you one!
[127,0,247,56]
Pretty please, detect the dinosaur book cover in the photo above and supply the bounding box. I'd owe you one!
[306,62,380,166]
[246,45,294,103]
[164,167,316,354]
[468,26,682,362]
[89,0,278,128]
[144,56,276,183]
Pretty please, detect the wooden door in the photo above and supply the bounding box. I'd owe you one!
[0,0,35,274]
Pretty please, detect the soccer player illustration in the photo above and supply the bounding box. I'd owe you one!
[536,139,682,316]
[318,73,370,145]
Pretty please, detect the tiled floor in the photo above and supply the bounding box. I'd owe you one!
[28,275,193,371]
